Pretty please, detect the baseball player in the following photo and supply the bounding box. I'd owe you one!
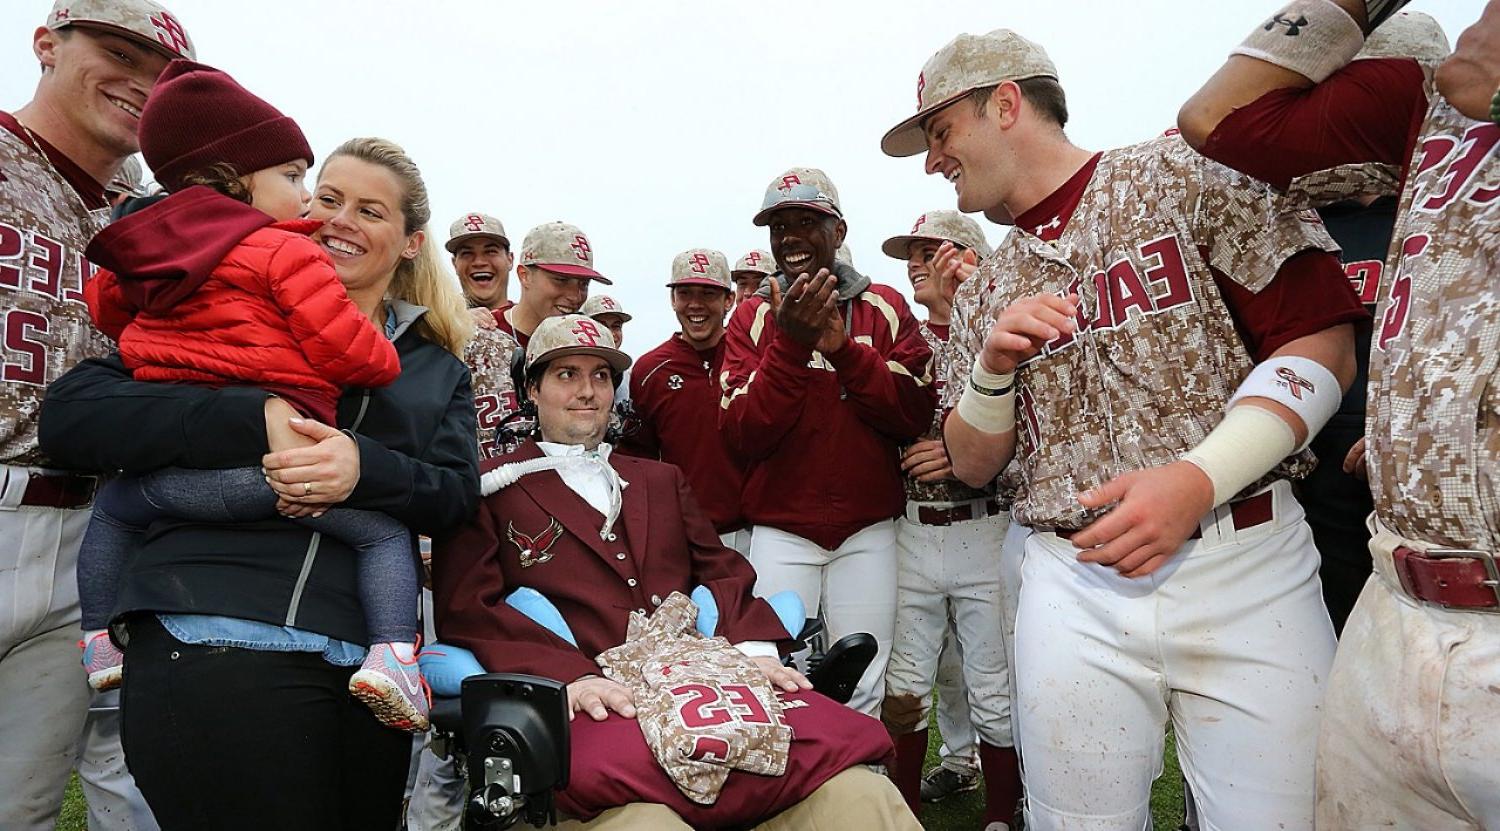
[446,211,513,323]
[625,249,751,554]
[583,293,631,350]
[719,166,936,717]
[884,28,1368,829]
[0,2,193,828]
[878,210,1023,827]
[1179,1,1500,825]
[731,249,775,306]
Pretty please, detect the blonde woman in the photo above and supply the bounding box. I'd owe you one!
[41,137,478,830]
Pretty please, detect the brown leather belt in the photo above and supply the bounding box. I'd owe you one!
[14,471,97,509]
[913,499,1004,527]
[1393,546,1500,611]
[1043,491,1275,541]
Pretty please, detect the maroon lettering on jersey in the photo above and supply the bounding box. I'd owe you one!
[2,309,48,385]
[27,231,63,299]
[1376,233,1428,350]
[0,221,21,289]
[1345,259,1384,305]
[1412,124,1499,214]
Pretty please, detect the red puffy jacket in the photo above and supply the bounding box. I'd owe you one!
[84,186,399,423]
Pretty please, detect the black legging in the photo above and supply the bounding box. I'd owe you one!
[120,615,411,830]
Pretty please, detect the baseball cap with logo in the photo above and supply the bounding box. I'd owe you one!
[445,212,509,253]
[48,0,196,60]
[881,29,1057,158]
[518,221,611,284]
[667,248,732,291]
[582,294,633,323]
[733,249,775,276]
[1355,11,1450,64]
[106,155,149,198]
[524,313,631,374]
[752,167,842,227]
[882,210,993,260]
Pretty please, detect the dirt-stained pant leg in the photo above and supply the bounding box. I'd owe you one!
[1316,518,1500,831]
[933,628,978,773]
[1018,482,1333,831]
[749,522,898,717]
[0,503,91,831]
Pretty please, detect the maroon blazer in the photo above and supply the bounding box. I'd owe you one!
[433,440,791,683]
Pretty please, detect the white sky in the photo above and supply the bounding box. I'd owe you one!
[1,0,1483,358]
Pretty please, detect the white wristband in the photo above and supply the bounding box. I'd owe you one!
[1231,0,1365,83]
[1227,356,1341,452]
[1182,404,1297,507]
[970,356,1013,393]
[956,383,1016,435]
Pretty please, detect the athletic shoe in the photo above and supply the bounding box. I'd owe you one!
[349,642,430,732]
[80,631,124,691]
[920,765,979,802]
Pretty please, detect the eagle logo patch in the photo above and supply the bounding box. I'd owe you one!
[507,518,564,568]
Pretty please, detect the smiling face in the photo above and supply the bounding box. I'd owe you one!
[767,208,846,279]
[452,237,513,308]
[308,155,421,300]
[531,355,615,448]
[244,159,311,222]
[672,285,731,349]
[517,264,591,320]
[922,86,1015,214]
[906,240,946,309]
[34,27,171,158]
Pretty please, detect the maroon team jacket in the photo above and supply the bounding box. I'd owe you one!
[719,279,935,549]
[432,440,791,683]
[625,335,747,534]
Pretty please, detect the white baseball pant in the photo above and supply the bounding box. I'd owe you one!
[0,467,93,831]
[749,520,897,716]
[933,629,977,774]
[998,518,1028,754]
[1315,515,1500,829]
[77,690,158,831]
[886,509,1013,746]
[1015,481,1335,831]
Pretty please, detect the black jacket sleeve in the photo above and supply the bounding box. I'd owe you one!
[39,355,270,473]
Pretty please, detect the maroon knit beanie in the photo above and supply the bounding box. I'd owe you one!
[139,59,314,193]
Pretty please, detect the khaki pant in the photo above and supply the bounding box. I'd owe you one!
[1315,515,1500,830]
[549,766,920,830]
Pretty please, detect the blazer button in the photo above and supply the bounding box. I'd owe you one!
[615,552,627,560]
[606,532,618,541]
[627,578,638,587]
[651,594,662,606]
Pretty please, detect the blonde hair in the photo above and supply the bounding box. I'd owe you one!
[325,137,473,357]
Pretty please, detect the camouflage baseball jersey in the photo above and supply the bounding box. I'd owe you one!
[906,320,997,506]
[0,122,112,465]
[463,325,523,460]
[596,592,791,805]
[948,136,1337,528]
[1366,94,1500,549]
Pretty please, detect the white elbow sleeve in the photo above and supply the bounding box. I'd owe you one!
[1230,0,1365,83]
[1182,405,1298,507]
[1227,356,1341,452]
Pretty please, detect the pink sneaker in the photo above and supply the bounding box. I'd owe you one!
[349,643,430,732]
[81,631,124,691]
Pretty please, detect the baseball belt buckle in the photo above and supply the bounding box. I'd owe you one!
[1425,547,1500,613]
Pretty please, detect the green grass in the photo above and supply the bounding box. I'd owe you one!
[56,728,1188,830]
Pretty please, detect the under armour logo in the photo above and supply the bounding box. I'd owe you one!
[911,214,928,233]
[1034,216,1062,236]
[689,253,710,273]
[778,174,801,193]
[150,12,191,56]
[463,214,486,232]
[916,72,926,107]
[570,234,591,261]
[1264,12,1309,35]
[1277,366,1315,399]
[745,251,762,266]
[571,319,603,346]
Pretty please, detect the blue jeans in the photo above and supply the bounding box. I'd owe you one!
[78,466,416,643]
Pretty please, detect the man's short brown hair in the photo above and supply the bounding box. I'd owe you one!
[969,77,1069,129]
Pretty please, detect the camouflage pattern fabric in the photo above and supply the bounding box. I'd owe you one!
[462,325,523,459]
[0,127,112,465]
[947,135,1338,528]
[595,592,791,805]
[904,321,999,506]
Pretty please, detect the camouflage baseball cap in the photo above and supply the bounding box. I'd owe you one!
[524,313,631,374]
[881,210,993,260]
[47,0,196,60]
[581,294,633,323]
[752,167,842,226]
[106,155,148,198]
[881,29,1057,158]
[518,220,611,284]
[445,212,509,253]
[1355,11,1450,64]
[667,248,733,291]
[733,249,774,276]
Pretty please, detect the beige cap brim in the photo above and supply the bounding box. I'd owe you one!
[444,231,509,254]
[880,88,973,158]
[54,20,185,60]
[590,311,633,324]
[535,345,631,374]
[881,234,949,260]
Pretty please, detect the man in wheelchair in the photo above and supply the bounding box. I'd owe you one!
[432,314,919,830]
